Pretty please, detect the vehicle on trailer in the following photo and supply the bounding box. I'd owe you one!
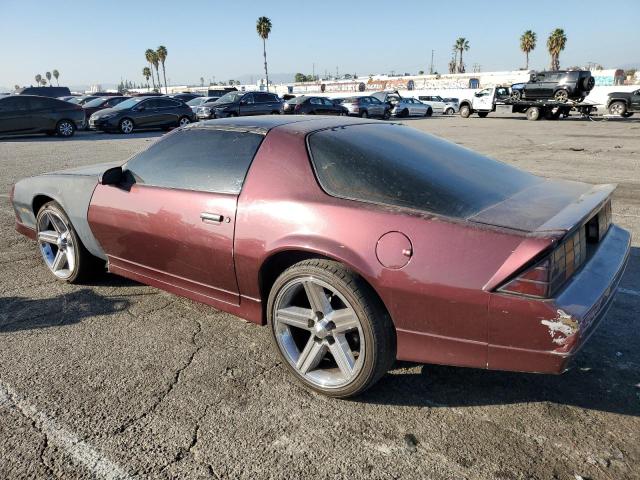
[418,95,458,115]
[81,96,129,127]
[0,95,84,137]
[459,86,595,121]
[88,96,194,133]
[15,86,72,98]
[282,96,348,115]
[511,70,595,103]
[607,89,640,117]
[340,96,389,119]
[390,97,433,117]
[11,116,630,398]
[196,91,282,119]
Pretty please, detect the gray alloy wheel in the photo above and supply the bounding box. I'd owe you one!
[119,118,134,134]
[56,120,75,137]
[609,101,627,116]
[445,107,454,115]
[36,201,96,283]
[178,116,191,127]
[268,259,395,398]
[554,89,569,102]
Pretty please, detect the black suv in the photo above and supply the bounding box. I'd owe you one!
[607,89,640,117]
[511,70,595,102]
[0,95,84,137]
[196,91,283,119]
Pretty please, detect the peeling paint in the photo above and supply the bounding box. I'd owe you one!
[541,309,579,345]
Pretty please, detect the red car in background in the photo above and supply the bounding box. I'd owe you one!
[10,116,630,397]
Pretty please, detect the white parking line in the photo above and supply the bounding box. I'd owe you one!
[619,288,640,298]
[0,381,132,480]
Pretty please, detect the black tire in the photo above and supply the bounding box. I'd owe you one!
[460,105,471,118]
[511,90,522,101]
[56,119,75,137]
[382,109,391,120]
[553,89,569,103]
[526,107,541,121]
[608,101,627,116]
[36,201,101,283]
[119,118,134,134]
[445,107,455,115]
[267,259,396,398]
[623,112,634,118]
[544,108,562,120]
[360,110,369,118]
[477,112,489,118]
[424,107,433,117]
[177,116,191,128]
[400,108,409,118]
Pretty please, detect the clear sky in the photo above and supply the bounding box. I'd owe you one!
[1,0,638,89]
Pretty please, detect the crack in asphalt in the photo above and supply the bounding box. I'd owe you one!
[113,315,203,435]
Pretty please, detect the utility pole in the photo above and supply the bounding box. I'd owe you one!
[312,63,315,81]
[336,66,339,79]
[430,50,434,74]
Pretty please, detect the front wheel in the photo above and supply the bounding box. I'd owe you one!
[445,107,454,115]
[267,259,396,398]
[119,118,134,134]
[360,110,369,118]
[36,201,98,283]
[554,89,569,103]
[459,105,471,118]
[56,120,75,137]
[608,101,627,116]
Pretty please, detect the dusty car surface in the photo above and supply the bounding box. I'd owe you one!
[11,116,630,398]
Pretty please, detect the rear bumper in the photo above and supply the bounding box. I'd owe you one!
[488,224,631,373]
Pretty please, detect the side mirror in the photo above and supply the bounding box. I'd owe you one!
[239,100,247,105]
[99,166,123,186]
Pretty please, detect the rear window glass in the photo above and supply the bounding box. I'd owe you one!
[307,124,541,218]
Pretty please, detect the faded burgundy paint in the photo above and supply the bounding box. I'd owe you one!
[80,117,629,374]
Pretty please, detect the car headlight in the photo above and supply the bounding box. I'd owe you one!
[201,107,211,114]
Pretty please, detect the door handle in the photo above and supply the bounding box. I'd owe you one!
[200,212,223,224]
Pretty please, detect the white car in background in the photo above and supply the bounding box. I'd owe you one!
[418,95,459,115]
[186,96,221,113]
[390,97,433,117]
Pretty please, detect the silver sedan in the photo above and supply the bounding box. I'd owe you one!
[391,98,433,117]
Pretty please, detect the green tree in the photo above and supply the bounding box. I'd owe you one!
[256,16,272,91]
[157,45,168,93]
[45,71,52,86]
[52,69,59,86]
[454,38,470,73]
[547,28,567,71]
[143,67,151,89]
[145,49,158,91]
[35,74,42,86]
[520,30,537,70]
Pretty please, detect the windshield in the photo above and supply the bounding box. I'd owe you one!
[187,97,205,106]
[308,124,540,218]
[83,97,108,108]
[67,97,82,104]
[214,92,243,104]
[114,97,145,110]
[285,97,305,104]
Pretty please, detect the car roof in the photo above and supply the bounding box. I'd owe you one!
[194,115,392,134]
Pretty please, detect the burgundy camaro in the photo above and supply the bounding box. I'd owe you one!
[11,116,631,397]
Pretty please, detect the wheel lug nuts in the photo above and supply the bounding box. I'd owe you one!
[326,336,335,345]
[316,311,324,320]
[307,319,315,328]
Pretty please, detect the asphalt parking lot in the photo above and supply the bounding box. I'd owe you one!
[1,114,639,480]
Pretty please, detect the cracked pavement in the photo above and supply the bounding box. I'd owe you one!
[1,116,639,479]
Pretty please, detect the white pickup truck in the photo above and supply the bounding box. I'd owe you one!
[458,86,596,121]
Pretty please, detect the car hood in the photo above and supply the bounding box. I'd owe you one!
[467,178,615,234]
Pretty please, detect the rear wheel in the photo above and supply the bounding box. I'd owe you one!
[360,110,368,118]
[526,106,541,121]
[56,120,75,137]
[382,110,391,120]
[554,89,569,103]
[460,105,471,118]
[608,101,627,116]
[511,90,522,101]
[268,259,395,398]
[445,107,454,115]
[119,118,134,134]
[36,201,99,283]
[178,116,191,127]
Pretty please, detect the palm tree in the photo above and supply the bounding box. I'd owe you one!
[35,74,42,86]
[142,67,151,89]
[256,16,272,91]
[45,71,52,86]
[41,79,47,86]
[145,49,157,91]
[454,38,470,73]
[52,69,59,86]
[156,45,168,94]
[200,77,205,87]
[547,28,567,71]
[520,30,537,70]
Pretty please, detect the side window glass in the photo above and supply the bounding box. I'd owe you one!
[244,94,255,104]
[125,129,265,194]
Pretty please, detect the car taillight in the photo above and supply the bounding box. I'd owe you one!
[498,228,587,299]
[294,104,301,112]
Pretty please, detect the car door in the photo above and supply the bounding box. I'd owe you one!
[322,97,340,115]
[130,98,158,127]
[27,96,57,132]
[151,98,181,126]
[239,93,257,116]
[632,90,640,111]
[88,128,266,305]
[0,96,32,133]
[368,97,384,116]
